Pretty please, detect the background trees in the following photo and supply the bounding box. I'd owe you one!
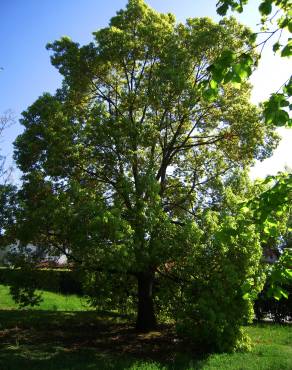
[0,112,16,248]
[0,111,14,183]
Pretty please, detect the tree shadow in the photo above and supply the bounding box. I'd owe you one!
[0,310,209,370]
[0,346,208,370]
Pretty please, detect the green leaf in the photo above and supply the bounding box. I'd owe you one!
[241,206,250,213]
[210,79,218,89]
[209,68,225,83]
[223,71,234,83]
[217,3,229,16]
[240,53,254,66]
[273,291,282,301]
[242,292,250,300]
[268,285,289,300]
[280,288,289,299]
[220,50,236,65]
[232,81,241,89]
[278,15,289,29]
[283,78,292,96]
[231,73,242,83]
[281,44,292,57]
[203,87,219,101]
[284,269,292,278]
[273,42,281,53]
[264,93,291,126]
[238,64,252,80]
[249,33,257,44]
[275,110,290,126]
[259,1,272,16]
[234,4,243,13]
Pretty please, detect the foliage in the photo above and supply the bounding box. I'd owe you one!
[170,206,264,352]
[243,173,292,302]
[266,248,292,299]
[248,173,291,237]
[215,0,292,127]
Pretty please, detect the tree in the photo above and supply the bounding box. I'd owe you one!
[13,0,277,334]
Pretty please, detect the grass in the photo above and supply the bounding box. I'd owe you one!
[0,284,93,311]
[0,285,291,369]
[200,324,292,369]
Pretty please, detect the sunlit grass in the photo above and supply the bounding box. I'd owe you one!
[0,284,93,311]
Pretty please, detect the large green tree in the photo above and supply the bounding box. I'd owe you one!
[13,0,277,333]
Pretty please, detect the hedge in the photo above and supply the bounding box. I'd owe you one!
[0,267,83,295]
[1,267,291,321]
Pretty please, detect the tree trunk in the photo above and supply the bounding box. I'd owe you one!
[135,271,157,332]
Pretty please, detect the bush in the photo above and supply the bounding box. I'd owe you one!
[169,211,264,352]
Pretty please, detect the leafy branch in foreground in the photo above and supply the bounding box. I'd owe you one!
[214,0,292,127]
[267,248,292,300]
[243,173,292,300]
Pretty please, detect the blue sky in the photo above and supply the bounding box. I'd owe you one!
[0,0,291,182]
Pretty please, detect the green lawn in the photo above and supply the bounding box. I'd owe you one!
[0,284,93,311]
[0,285,291,369]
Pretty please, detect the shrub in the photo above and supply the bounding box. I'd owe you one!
[170,211,264,352]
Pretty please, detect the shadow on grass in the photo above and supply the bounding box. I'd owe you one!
[0,346,208,370]
[0,308,132,324]
[1,311,291,369]
[0,310,207,370]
